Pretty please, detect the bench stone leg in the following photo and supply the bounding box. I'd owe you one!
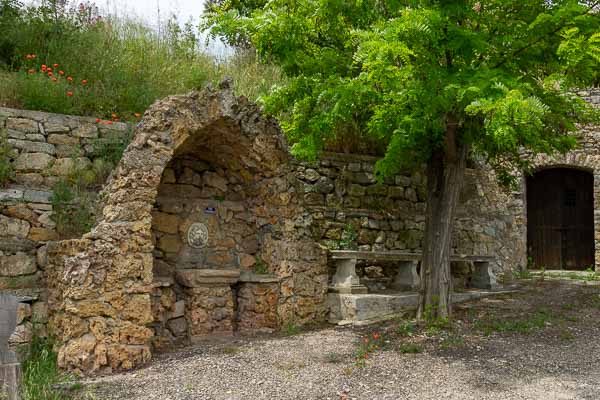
[330,258,368,294]
[471,261,499,290]
[391,261,420,291]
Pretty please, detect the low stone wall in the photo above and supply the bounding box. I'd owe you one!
[0,107,130,348]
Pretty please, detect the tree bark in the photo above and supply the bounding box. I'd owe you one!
[417,120,468,320]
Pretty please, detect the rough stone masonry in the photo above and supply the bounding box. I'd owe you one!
[2,81,598,374]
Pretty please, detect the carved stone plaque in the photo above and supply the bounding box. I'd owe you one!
[187,223,209,249]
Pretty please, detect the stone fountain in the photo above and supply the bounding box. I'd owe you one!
[0,294,21,400]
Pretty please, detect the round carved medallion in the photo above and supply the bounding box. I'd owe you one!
[187,223,209,248]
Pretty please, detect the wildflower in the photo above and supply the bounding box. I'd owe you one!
[27,69,35,74]
[66,91,73,97]
[52,77,58,82]
[106,120,113,125]
[134,113,141,118]
[363,337,369,344]
[59,70,65,76]
[95,118,101,123]
[364,353,368,359]
[47,71,53,77]
[31,54,36,59]
[53,63,59,68]
[113,118,120,122]
[373,333,380,340]
[111,113,117,119]
[66,76,73,82]
[41,64,47,71]
[25,54,33,60]
[81,79,88,85]
[47,67,52,72]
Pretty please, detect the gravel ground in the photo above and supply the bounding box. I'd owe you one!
[83,280,600,400]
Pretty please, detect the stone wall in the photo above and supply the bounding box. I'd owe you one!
[293,153,523,279]
[0,107,130,348]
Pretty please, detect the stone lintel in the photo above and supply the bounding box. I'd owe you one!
[176,269,240,287]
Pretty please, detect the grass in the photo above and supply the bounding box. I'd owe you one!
[282,321,302,336]
[473,309,555,336]
[398,343,423,354]
[0,3,285,121]
[221,346,242,355]
[20,335,77,400]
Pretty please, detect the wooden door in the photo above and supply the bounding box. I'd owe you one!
[526,169,594,270]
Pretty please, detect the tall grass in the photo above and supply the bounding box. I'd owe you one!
[20,335,74,400]
[0,1,286,120]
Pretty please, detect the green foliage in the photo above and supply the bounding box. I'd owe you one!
[0,128,16,186]
[254,256,268,274]
[474,309,555,336]
[282,320,301,336]
[206,0,600,181]
[0,2,285,118]
[397,320,415,337]
[20,334,75,400]
[398,343,423,354]
[50,157,110,238]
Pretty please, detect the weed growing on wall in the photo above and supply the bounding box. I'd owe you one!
[0,129,16,186]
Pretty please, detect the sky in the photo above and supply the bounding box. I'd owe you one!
[97,0,207,28]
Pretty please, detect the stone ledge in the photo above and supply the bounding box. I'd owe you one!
[239,271,279,283]
[176,269,240,287]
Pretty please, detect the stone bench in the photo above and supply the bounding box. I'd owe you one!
[329,250,497,294]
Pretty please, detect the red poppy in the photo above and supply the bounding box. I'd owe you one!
[27,69,35,74]
[59,71,65,76]
[31,54,36,59]
[364,353,368,359]
[47,71,53,77]
[53,63,59,68]
[134,113,141,118]
[66,76,73,82]
[66,91,73,97]
[113,118,120,122]
[95,118,101,123]
[373,333,380,340]
[107,120,113,125]
[47,67,52,72]
[25,54,33,60]
[81,79,88,85]
[363,338,369,344]
[52,77,58,82]
[41,64,47,71]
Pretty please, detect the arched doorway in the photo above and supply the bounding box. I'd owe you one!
[527,168,595,270]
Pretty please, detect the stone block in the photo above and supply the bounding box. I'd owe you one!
[167,317,187,336]
[47,134,79,145]
[72,125,98,138]
[203,171,228,192]
[0,215,30,239]
[28,227,58,242]
[0,189,24,202]
[7,118,38,133]
[157,235,182,254]
[0,253,37,277]
[151,212,180,234]
[14,153,54,171]
[8,139,56,155]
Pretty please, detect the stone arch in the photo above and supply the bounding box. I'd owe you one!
[46,81,327,374]
[523,152,600,271]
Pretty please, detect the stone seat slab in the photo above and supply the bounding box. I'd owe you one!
[176,269,240,287]
[329,250,497,294]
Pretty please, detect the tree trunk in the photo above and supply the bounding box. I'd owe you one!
[417,122,468,321]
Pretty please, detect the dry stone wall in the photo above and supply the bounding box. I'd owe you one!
[0,107,130,349]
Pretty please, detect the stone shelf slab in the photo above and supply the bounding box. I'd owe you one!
[176,269,240,287]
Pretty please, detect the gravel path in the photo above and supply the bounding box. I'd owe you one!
[84,280,600,400]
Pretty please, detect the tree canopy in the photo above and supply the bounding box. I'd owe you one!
[206,0,599,183]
